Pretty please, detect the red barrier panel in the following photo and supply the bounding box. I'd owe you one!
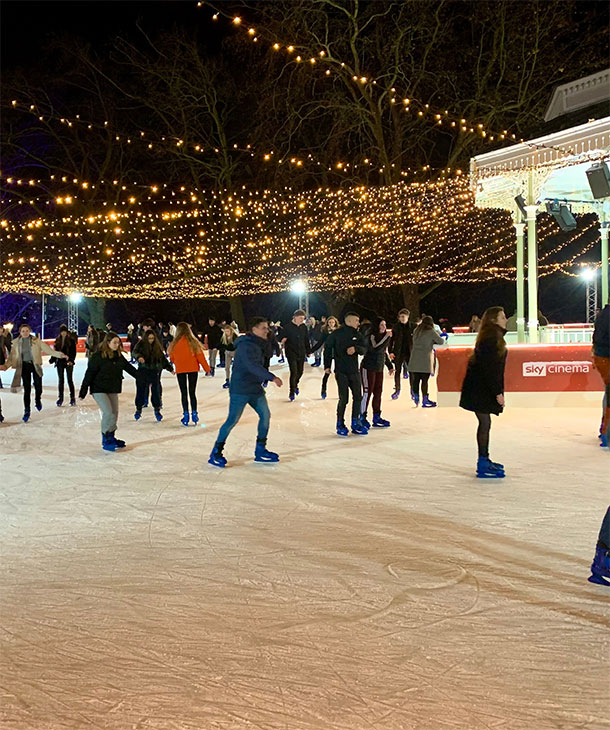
[437,344,599,393]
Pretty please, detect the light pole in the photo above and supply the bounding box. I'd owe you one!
[580,269,597,323]
[68,292,83,335]
[290,279,309,317]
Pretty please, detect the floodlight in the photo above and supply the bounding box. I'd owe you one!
[290,280,307,294]
[580,269,595,282]
[69,292,83,303]
[545,200,577,232]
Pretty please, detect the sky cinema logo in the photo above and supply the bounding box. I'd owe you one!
[522,361,592,377]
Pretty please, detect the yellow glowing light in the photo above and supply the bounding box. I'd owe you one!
[232,16,242,25]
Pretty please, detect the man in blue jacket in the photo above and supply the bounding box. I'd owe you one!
[209,317,283,467]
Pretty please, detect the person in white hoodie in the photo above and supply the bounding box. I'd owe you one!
[1,323,68,422]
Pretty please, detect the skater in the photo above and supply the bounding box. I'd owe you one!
[85,324,100,360]
[132,330,174,421]
[589,506,610,586]
[281,309,311,401]
[78,331,139,451]
[2,323,68,422]
[408,315,445,407]
[168,322,210,426]
[202,316,223,376]
[360,317,394,428]
[592,303,609,447]
[324,312,368,436]
[459,306,507,478]
[320,316,340,399]
[209,317,283,468]
[52,324,77,406]
[219,323,239,389]
[389,308,414,400]
[308,317,324,367]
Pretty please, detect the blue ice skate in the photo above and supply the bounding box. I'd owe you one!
[476,457,505,479]
[208,443,227,468]
[372,413,391,428]
[588,545,610,586]
[351,418,368,435]
[336,420,349,437]
[254,440,279,462]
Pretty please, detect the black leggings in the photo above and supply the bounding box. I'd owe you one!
[177,371,198,412]
[321,370,331,395]
[287,355,305,396]
[476,412,491,458]
[410,372,430,398]
[22,361,42,412]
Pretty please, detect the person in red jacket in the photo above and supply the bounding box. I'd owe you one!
[168,322,210,426]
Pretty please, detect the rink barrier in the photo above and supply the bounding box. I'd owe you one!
[436,343,603,408]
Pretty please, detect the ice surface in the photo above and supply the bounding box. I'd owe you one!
[1,357,608,729]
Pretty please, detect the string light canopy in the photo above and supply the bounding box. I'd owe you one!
[1,178,599,299]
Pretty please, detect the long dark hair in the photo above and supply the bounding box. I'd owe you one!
[413,315,434,338]
[140,330,165,361]
[475,306,506,357]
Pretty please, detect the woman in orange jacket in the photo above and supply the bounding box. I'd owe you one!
[168,322,210,426]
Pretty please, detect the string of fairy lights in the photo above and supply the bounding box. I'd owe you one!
[4,97,463,181]
[1,176,600,299]
[197,1,579,157]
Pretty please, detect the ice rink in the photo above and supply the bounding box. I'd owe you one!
[1,356,608,729]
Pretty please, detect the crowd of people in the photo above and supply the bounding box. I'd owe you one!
[0,303,609,586]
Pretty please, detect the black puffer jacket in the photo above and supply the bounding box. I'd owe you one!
[459,327,507,415]
[79,352,139,396]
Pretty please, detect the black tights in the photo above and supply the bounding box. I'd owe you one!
[476,412,491,458]
[177,371,198,412]
[410,372,430,398]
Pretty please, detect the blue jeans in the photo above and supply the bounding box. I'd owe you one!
[216,392,270,444]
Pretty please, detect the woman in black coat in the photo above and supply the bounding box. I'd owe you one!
[79,332,139,451]
[459,306,507,478]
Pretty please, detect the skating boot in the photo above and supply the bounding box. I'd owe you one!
[223,379,230,389]
[476,457,505,479]
[56,398,63,407]
[191,410,199,425]
[254,439,280,463]
[208,442,227,468]
[278,356,285,363]
[403,370,409,380]
[134,409,142,421]
[372,413,391,428]
[69,398,76,407]
[360,414,371,430]
[321,391,327,400]
[600,433,608,448]
[210,367,215,377]
[295,387,300,395]
[411,393,419,407]
[262,382,268,388]
[102,432,117,452]
[143,399,149,408]
[289,393,295,402]
[336,420,349,436]
[22,410,30,423]
[109,431,126,448]
[35,401,43,412]
[391,389,400,400]
[154,409,163,422]
[351,418,368,435]
[422,395,437,408]
[180,411,190,427]
[588,544,610,586]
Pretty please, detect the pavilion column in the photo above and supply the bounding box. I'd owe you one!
[601,223,609,307]
[514,222,526,343]
[525,204,539,343]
